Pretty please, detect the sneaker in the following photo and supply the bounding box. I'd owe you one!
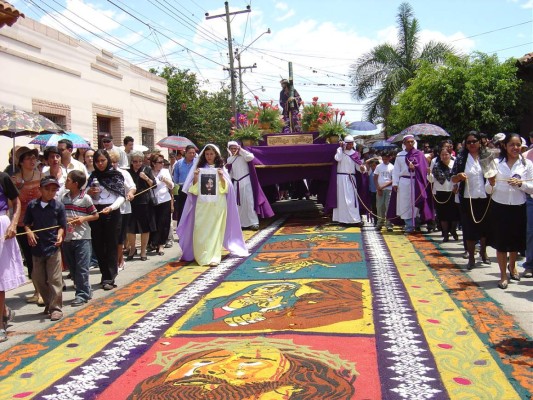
[50,311,63,321]
[71,298,87,307]
[0,328,7,343]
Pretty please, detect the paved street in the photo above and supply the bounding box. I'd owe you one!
[0,200,531,399]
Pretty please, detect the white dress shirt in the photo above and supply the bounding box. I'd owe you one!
[463,154,486,199]
[486,157,533,205]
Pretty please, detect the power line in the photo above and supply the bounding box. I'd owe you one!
[451,20,532,42]
[106,0,226,68]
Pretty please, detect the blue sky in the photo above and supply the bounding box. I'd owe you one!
[13,0,533,122]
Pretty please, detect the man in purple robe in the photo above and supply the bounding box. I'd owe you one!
[390,135,433,233]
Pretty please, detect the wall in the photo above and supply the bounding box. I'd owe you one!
[0,17,168,169]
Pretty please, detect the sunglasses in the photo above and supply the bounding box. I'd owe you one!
[102,139,112,143]
[466,140,479,145]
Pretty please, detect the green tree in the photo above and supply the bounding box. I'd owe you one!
[349,2,454,136]
[150,66,234,151]
[387,53,525,141]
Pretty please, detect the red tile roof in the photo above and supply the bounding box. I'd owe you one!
[0,1,24,28]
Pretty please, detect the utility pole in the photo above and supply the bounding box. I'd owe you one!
[232,49,257,98]
[206,2,250,124]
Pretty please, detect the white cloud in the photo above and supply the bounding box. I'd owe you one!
[521,0,533,8]
[276,10,295,22]
[275,2,289,11]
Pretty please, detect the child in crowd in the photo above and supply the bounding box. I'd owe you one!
[23,177,67,321]
[374,151,394,231]
[62,170,99,306]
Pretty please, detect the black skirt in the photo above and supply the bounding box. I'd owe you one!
[489,201,526,252]
[128,203,156,234]
[434,191,459,222]
[459,197,491,241]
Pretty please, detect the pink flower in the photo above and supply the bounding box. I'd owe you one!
[239,115,246,123]
[253,118,259,125]
[312,101,318,107]
[230,117,236,123]
[328,102,332,106]
[319,112,324,118]
[254,95,259,100]
[313,96,319,102]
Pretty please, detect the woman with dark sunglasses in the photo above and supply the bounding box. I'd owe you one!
[451,131,492,270]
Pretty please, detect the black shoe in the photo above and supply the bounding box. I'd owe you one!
[126,254,135,261]
[103,283,115,291]
[140,256,148,261]
[71,298,87,307]
[508,265,521,281]
[451,232,459,241]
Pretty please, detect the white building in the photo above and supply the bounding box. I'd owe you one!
[0,16,167,167]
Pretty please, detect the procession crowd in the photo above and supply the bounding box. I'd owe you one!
[0,128,532,343]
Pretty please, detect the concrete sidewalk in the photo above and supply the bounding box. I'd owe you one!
[423,228,533,336]
[1,239,183,352]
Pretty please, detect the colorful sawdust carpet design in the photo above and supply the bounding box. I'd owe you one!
[0,213,530,399]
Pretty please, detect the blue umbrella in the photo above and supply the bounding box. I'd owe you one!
[29,131,91,148]
[371,140,398,150]
[347,121,379,137]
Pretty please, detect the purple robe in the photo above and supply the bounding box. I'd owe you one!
[386,148,433,224]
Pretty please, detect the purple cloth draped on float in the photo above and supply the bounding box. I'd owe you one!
[245,144,338,185]
[386,148,433,224]
[247,161,274,218]
[324,151,370,215]
[176,160,249,262]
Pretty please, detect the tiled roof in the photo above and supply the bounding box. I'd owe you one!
[0,0,24,28]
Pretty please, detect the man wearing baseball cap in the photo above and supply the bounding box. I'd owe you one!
[23,177,67,321]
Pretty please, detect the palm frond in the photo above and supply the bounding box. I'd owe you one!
[419,41,456,64]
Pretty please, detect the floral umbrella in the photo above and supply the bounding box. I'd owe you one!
[389,123,449,143]
[371,140,398,150]
[157,135,197,151]
[0,107,63,138]
[0,107,64,175]
[29,131,90,148]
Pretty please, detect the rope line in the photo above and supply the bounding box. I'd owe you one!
[12,184,157,238]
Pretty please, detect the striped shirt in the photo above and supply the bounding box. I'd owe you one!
[61,190,97,241]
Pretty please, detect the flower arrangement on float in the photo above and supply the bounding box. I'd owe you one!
[301,96,332,132]
[246,96,284,132]
[317,108,348,142]
[230,114,263,145]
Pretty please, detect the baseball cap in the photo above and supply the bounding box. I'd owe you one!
[40,177,60,188]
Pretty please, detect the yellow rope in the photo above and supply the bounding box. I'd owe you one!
[429,181,454,205]
[13,184,157,238]
[464,178,492,224]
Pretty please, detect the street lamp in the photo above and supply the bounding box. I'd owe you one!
[234,28,271,60]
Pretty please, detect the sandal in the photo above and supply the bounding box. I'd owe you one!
[3,307,15,323]
[498,280,508,289]
[508,265,520,281]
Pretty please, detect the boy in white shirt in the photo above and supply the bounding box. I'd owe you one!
[374,152,394,231]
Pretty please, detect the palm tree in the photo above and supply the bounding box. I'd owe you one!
[350,2,455,136]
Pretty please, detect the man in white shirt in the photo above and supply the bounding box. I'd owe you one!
[374,152,394,231]
[57,139,87,177]
[226,141,259,230]
[102,136,129,169]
